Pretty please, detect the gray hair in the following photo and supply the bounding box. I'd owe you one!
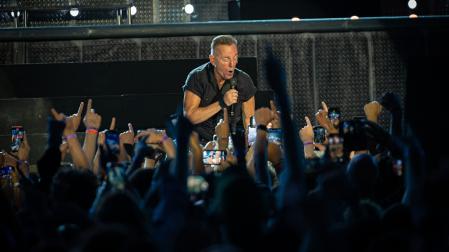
[210,35,238,55]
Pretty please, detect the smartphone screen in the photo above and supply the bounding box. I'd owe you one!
[328,107,341,120]
[105,130,120,155]
[313,126,326,144]
[202,150,226,165]
[268,128,282,144]
[11,126,24,152]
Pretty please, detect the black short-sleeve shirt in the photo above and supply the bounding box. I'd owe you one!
[183,62,257,142]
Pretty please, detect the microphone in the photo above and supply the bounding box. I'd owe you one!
[229,78,237,118]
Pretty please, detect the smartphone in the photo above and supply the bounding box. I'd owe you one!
[202,150,227,165]
[11,126,25,152]
[313,126,326,144]
[268,128,282,144]
[328,107,341,120]
[187,175,209,194]
[105,130,120,155]
[327,133,345,163]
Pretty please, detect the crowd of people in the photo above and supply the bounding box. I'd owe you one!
[1,36,448,252]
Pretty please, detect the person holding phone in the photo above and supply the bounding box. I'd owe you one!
[183,35,257,144]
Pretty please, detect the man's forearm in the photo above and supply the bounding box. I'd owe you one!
[185,101,222,124]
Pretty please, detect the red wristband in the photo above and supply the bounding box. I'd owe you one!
[86,128,98,134]
[303,141,313,146]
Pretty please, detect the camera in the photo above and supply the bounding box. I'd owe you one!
[202,150,227,165]
[328,107,341,120]
[105,130,120,155]
[11,126,24,152]
[313,126,326,144]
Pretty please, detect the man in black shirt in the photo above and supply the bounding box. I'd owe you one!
[183,35,257,143]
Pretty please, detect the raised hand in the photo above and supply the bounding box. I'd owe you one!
[364,101,382,123]
[18,131,30,161]
[120,123,135,146]
[51,108,76,136]
[66,101,84,132]
[255,107,274,127]
[315,101,336,133]
[83,99,102,129]
[299,116,314,143]
[215,108,230,150]
[98,117,116,146]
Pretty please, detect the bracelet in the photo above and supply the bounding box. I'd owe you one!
[256,124,268,132]
[160,134,169,144]
[65,133,77,140]
[303,141,313,146]
[86,128,98,135]
[218,96,227,109]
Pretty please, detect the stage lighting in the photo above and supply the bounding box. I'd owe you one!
[70,8,79,17]
[131,6,137,15]
[408,0,417,9]
[291,17,300,21]
[184,4,194,15]
[10,11,20,18]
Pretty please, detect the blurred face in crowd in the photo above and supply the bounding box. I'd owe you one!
[210,44,238,84]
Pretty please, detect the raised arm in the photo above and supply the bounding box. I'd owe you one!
[82,99,102,168]
[253,107,274,188]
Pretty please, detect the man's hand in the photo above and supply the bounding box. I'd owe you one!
[299,116,314,143]
[83,99,102,129]
[18,132,30,161]
[51,108,76,136]
[223,89,238,106]
[66,101,84,132]
[255,107,274,126]
[215,108,230,149]
[98,117,116,146]
[135,129,166,146]
[364,101,382,123]
[315,101,337,133]
[120,123,135,146]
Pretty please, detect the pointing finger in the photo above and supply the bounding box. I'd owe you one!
[109,117,116,130]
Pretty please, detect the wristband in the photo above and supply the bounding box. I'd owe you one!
[160,134,169,144]
[65,133,77,140]
[303,141,313,146]
[86,128,98,134]
[256,124,268,132]
[218,96,227,109]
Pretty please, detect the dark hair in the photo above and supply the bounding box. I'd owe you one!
[210,35,238,55]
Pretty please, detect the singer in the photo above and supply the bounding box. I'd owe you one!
[183,35,257,143]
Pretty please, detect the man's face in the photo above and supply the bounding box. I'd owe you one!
[210,44,238,82]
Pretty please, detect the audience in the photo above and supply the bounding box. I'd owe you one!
[0,53,447,252]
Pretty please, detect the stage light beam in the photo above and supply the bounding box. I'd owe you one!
[70,8,79,17]
[408,0,417,9]
[184,4,194,15]
[130,6,137,16]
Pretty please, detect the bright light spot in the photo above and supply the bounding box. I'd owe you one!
[408,0,417,9]
[184,4,194,14]
[291,17,300,21]
[350,15,359,20]
[10,11,14,18]
[17,11,20,17]
[409,14,418,19]
[70,8,79,17]
[130,6,137,16]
